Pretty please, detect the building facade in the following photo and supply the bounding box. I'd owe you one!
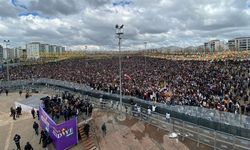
[26,42,65,59]
[19,49,27,60]
[26,42,40,59]
[228,37,250,51]
[0,45,3,62]
[204,40,226,52]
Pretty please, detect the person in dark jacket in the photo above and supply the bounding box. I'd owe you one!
[24,142,33,150]
[39,130,46,144]
[13,134,21,150]
[39,130,50,150]
[5,89,8,96]
[84,123,90,138]
[101,123,107,137]
[12,109,16,120]
[19,90,22,96]
[36,110,39,120]
[31,108,35,119]
[33,121,39,135]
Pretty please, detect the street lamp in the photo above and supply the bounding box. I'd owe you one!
[115,24,124,115]
[3,40,10,81]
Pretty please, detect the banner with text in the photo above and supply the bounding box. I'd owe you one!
[39,106,78,150]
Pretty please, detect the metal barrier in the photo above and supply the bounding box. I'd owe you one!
[88,100,250,150]
[0,79,250,150]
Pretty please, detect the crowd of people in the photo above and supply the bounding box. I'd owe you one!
[41,91,93,123]
[0,56,249,114]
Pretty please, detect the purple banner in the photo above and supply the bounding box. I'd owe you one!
[39,106,78,150]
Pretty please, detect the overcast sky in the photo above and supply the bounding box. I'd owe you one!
[0,0,250,50]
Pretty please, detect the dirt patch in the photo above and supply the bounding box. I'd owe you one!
[144,124,169,144]
[107,119,113,124]
[181,138,213,150]
[131,130,144,141]
[119,117,138,127]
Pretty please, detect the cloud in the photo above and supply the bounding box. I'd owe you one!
[0,0,250,50]
[11,0,28,10]
[28,0,85,16]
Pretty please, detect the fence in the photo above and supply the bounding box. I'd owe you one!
[88,99,250,150]
[0,78,250,148]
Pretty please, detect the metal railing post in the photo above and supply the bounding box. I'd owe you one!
[182,120,184,141]
[214,130,216,150]
[197,126,200,147]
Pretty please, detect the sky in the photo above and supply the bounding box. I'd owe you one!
[0,0,250,51]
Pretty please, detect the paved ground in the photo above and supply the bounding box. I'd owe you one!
[0,92,47,150]
[0,91,212,150]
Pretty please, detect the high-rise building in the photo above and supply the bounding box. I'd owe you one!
[62,47,66,52]
[19,49,27,60]
[228,37,250,51]
[26,42,65,59]
[204,40,226,52]
[14,47,21,58]
[56,46,61,53]
[51,45,57,53]
[40,44,46,53]
[0,45,3,62]
[26,42,40,59]
[2,48,16,60]
[44,44,50,53]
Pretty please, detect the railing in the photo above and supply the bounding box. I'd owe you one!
[0,79,250,139]
[89,100,250,150]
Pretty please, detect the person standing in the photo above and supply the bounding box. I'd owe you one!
[13,134,21,150]
[152,105,157,112]
[24,142,33,150]
[10,106,14,117]
[19,90,22,96]
[5,89,8,96]
[12,109,16,120]
[166,112,170,123]
[39,130,46,144]
[17,105,22,116]
[16,107,19,118]
[39,130,49,150]
[84,123,90,138]
[101,123,107,137]
[31,108,35,119]
[36,110,39,120]
[33,121,39,135]
[147,107,152,116]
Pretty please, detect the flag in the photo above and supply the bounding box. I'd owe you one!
[124,74,136,85]
[124,74,132,80]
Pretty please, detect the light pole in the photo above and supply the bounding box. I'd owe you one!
[3,40,10,81]
[144,42,147,73]
[115,24,124,113]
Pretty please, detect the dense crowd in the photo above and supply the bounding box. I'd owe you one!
[1,56,249,114]
[41,91,93,123]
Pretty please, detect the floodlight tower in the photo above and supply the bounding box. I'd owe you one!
[3,40,10,81]
[115,24,124,113]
